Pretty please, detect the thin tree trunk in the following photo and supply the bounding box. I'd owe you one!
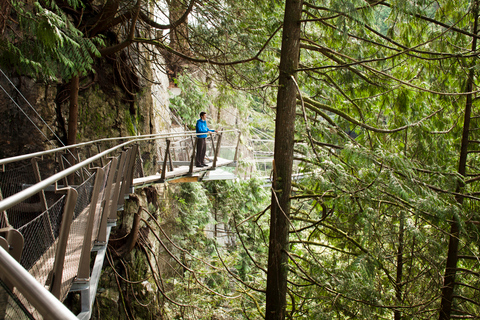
[169,0,189,53]
[67,76,79,146]
[439,2,478,319]
[66,75,79,184]
[265,0,303,319]
[394,212,404,320]
[0,0,11,36]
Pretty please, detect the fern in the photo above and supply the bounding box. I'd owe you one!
[1,0,100,81]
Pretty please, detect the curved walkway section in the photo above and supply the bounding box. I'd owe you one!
[0,130,239,319]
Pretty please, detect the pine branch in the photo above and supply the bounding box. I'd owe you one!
[302,96,442,133]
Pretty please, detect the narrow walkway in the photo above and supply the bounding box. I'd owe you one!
[133,158,235,186]
[0,130,240,320]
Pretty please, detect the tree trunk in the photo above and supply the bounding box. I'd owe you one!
[67,76,79,146]
[265,0,303,319]
[169,0,189,53]
[439,2,478,319]
[0,0,11,36]
[394,212,404,320]
[66,76,79,184]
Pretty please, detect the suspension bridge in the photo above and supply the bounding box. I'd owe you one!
[0,130,240,319]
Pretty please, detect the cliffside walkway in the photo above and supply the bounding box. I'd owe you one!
[0,130,240,320]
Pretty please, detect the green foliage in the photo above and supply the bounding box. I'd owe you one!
[280,0,480,318]
[124,109,137,136]
[162,178,270,319]
[175,182,212,239]
[169,75,211,126]
[0,0,102,81]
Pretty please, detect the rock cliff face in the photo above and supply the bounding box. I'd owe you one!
[0,55,172,159]
[0,75,58,158]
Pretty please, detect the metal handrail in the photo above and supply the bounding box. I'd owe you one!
[0,130,239,212]
[0,129,238,166]
[0,246,77,320]
[0,140,133,212]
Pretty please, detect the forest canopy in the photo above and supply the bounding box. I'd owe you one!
[1,0,480,319]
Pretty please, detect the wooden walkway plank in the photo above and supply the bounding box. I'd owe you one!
[132,158,234,186]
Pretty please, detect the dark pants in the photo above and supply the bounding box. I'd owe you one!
[195,138,206,166]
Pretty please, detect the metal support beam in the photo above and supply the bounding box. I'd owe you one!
[234,132,242,163]
[50,187,78,299]
[119,145,137,203]
[97,158,118,244]
[209,133,216,159]
[77,227,111,320]
[76,168,105,281]
[31,157,48,212]
[161,140,171,181]
[108,150,128,221]
[212,131,223,170]
[189,138,198,174]
[168,142,174,172]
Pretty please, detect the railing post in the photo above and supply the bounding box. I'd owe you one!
[31,157,48,212]
[168,142,174,172]
[50,187,78,299]
[76,167,105,281]
[161,140,171,181]
[234,131,242,163]
[212,131,223,170]
[209,133,216,160]
[0,166,6,228]
[108,149,128,221]
[58,153,69,187]
[189,138,198,174]
[138,144,145,178]
[97,158,117,244]
[0,236,8,319]
[96,144,105,167]
[78,153,85,182]
[119,144,137,203]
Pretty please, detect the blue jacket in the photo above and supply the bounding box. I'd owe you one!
[196,119,214,138]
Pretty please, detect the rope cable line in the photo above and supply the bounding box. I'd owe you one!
[0,68,68,149]
[0,68,81,172]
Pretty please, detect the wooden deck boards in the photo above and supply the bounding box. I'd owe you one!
[132,158,234,186]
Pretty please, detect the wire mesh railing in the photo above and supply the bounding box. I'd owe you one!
[0,129,240,319]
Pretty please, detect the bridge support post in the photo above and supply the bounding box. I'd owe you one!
[161,140,171,181]
[212,131,223,169]
[97,157,118,244]
[234,131,241,163]
[0,228,24,289]
[76,167,105,282]
[108,149,128,222]
[50,187,78,299]
[189,138,198,174]
[31,157,48,212]
[209,133,216,160]
[119,144,138,201]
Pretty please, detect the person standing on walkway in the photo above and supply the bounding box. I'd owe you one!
[195,111,216,167]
